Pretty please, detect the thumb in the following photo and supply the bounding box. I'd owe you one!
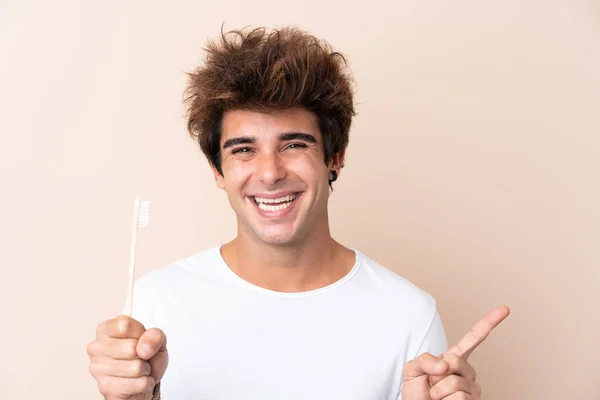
[136,328,169,383]
[428,352,449,387]
[403,352,449,381]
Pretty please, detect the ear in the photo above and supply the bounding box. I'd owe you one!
[328,148,346,176]
[211,163,226,190]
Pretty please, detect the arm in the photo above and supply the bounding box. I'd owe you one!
[397,308,448,400]
[414,308,448,359]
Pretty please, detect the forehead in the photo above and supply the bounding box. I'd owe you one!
[220,107,321,143]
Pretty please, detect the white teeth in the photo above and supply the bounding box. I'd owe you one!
[253,193,297,212]
[254,194,296,204]
[258,201,293,211]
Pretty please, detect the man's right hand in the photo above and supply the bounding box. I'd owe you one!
[87,315,169,400]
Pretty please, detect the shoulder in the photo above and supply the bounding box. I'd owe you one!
[352,249,441,336]
[128,244,223,327]
[354,249,437,311]
[352,249,448,358]
[133,244,223,293]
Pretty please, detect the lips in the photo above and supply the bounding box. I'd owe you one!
[252,193,298,212]
[247,191,302,217]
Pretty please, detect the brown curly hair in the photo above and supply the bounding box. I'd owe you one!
[183,26,356,181]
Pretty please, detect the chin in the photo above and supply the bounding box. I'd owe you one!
[256,231,297,246]
[252,220,309,245]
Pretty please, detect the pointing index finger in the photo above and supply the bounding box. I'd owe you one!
[448,305,510,360]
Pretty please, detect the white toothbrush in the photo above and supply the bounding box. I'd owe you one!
[125,197,150,317]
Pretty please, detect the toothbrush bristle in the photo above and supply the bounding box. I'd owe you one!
[138,200,150,228]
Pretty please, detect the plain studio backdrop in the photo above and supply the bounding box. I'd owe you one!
[1,0,598,399]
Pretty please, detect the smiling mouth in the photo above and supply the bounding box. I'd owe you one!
[252,193,298,211]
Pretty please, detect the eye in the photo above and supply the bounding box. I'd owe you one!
[232,147,252,154]
[286,143,308,150]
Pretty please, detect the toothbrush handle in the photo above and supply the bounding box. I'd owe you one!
[125,197,140,317]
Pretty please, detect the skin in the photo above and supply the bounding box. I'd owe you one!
[86,106,510,399]
[87,315,168,400]
[213,107,355,293]
[402,305,511,399]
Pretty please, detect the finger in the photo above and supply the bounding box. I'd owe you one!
[96,320,109,339]
[137,328,167,360]
[428,353,477,387]
[448,305,510,359]
[429,374,481,400]
[89,358,151,378]
[96,375,156,397]
[88,338,140,360]
[106,315,147,339]
[402,352,449,381]
[440,392,475,400]
[138,328,169,383]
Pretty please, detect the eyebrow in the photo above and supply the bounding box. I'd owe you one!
[222,132,317,149]
[279,132,317,143]
[222,136,254,149]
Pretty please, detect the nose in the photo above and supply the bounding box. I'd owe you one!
[256,151,287,186]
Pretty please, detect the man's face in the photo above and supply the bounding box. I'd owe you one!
[213,106,342,246]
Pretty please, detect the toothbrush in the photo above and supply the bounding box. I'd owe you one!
[125,197,150,318]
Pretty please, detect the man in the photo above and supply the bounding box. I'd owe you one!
[87,26,509,399]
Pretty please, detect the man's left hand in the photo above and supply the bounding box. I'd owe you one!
[401,305,510,399]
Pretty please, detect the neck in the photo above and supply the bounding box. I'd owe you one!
[220,226,355,293]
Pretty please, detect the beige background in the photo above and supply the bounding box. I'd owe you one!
[1,0,599,399]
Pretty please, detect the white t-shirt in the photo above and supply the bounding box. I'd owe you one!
[127,244,448,400]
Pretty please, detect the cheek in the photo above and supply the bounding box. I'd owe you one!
[287,156,327,183]
[223,163,252,190]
